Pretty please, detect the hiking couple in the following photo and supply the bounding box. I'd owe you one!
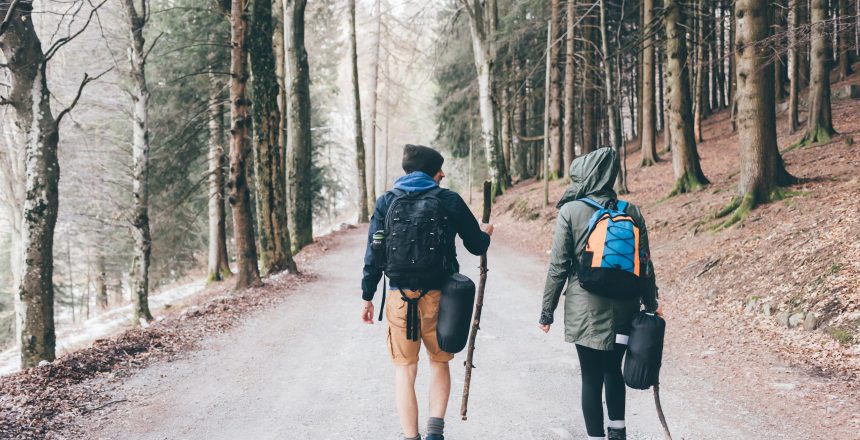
[361,145,660,440]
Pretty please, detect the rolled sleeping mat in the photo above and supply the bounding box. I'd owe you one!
[623,311,666,390]
[436,273,476,354]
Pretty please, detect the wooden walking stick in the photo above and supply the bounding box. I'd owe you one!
[460,180,492,421]
[653,383,674,440]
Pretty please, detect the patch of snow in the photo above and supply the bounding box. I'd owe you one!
[0,279,206,376]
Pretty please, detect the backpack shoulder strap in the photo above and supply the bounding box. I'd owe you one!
[577,198,605,210]
[616,200,629,212]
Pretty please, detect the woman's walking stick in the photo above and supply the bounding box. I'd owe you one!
[460,180,492,421]
[654,383,673,440]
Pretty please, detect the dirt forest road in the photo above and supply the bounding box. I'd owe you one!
[80,229,810,440]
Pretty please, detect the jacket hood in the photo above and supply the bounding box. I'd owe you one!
[556,147,619,208]
[393,171,439,193]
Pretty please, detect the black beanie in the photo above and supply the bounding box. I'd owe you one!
[402,144,444,176]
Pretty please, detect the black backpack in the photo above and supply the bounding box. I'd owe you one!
[382,187,449,284]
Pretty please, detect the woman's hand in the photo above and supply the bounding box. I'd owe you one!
[538,324,551,333]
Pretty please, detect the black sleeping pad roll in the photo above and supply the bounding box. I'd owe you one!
[436,273,476,354]
[623,311,666,390]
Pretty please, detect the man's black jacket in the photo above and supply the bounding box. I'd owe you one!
[361,188,490,301]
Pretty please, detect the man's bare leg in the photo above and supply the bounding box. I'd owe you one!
[428,360,451,418]
[395,363,420,437]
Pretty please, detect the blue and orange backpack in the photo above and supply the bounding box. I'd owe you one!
[576,198,647,300]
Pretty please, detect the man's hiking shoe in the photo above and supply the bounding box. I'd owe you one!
[425,435,444,440]
[607,427,626,440]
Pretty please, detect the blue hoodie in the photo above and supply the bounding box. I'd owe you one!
[361,173,491,300]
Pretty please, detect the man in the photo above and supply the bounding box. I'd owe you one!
[362,144,493,440]
[538,148,660,440]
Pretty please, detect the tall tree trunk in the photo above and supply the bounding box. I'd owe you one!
[274,0,287,157]
[789,0,801,133]
[562,0,576,172]
[286,0,314,250]
[228,0,262,289]
[797,0,810,85]
[462,0,508,198]
[581,0,598,155]
[515,60,529,179]
[801,0,837,144]
[665,0,709,195]
[349,0,369,223]
[693,0,707,142]
[251,0,297,274]
[96,255,108,310]
[367,0,382,207]
[207,73,232,281]
[837,0,855,80]
[500,84,512,171]
[773,2,788,105]
[640,0,658,166]
[122,0,154,323]
[727,0,796,222]
[599,0,627,194]
[1,2,60,368]
[548,0,563,178]
[717,0,727,109]
[658,35,665,133]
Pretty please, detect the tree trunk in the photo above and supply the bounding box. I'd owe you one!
[228,0,262,289]
[462,0,508,198]
[729,1,738,132]
[273,0,287,157]
[207,73,232,281]
[581,1,598,155]
[717,0,727,109]
[96,255,108,310]
[729,0,796,222]
[837,0,854,80]
[640,0,658,166]
[367,0,382,207]
[599,0,627,194]
[121,0,154,323]
[515,60,530,179]
[789,0,801,133]
[251,0,297,275]
[562,0,576,172]
[773,3,788,105]
[665,0,709,195]
[801,0,836,144]
[548,0,563,178]
[797,0,810,85]
[286,0,314,250]
[693,0,707,142]
[349,0,369,223]
[1,3,60,368]
[500,84,512,172]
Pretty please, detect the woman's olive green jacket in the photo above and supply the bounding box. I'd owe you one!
[539,148,658,351]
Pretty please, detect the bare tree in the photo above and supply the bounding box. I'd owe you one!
[228,0,262,289]
[719,0,796,225]
[349,0,369,223]
[799,0,836,145]
[1,0,101,367]
[599,0,627,193]
[285,0,314,250]
[548,0,563,178]
[250,0,297,274]
[640,0,658,166]
[664,0,709,195]
[120,0,154,323]
[562,0,576,171]
[460,0,508,198]
[581,0,598,155]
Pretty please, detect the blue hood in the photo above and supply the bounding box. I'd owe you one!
[393,172,438,193]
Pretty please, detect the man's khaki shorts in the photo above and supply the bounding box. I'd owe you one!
[385,289,455,365]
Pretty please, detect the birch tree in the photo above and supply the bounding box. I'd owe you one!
[121,0,154,323]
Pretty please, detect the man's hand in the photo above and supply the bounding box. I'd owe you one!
[481,223,494,236]
[362,300,375,324]
[538,324,550,333]
[655,304,664,318]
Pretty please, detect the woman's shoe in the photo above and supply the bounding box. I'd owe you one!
[425,435,444,440]
[607,427,626,440]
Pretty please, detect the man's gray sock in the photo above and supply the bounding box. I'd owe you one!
[404,435,420,440]
[427,417,444,436]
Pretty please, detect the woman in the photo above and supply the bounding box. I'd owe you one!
[538,148,659,440]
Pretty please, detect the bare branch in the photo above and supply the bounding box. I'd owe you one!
[0,0,21,38]
[142,31,164,63]
[55,67,113,125]
[44,0,109,62]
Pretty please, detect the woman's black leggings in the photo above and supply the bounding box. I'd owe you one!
[575,343,626,437]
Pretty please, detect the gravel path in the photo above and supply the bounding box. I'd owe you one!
[79,229,801,440]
